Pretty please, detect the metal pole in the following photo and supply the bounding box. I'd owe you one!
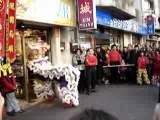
[21,32,29,102]
[75,0,79,44]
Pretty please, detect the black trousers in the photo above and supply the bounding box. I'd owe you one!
[110,61,120,84]
[96,64,105,84]
[147,64,153,81]
[128,66,137,84]
[78,70,86,92]
[86,66,96,91]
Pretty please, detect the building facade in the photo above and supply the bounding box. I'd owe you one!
[92,0,148,48]
[15,0,76,101]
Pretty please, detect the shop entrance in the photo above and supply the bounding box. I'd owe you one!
[14,23,52,102]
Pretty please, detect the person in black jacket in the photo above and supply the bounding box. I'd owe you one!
[96,47,105,85]
[122,47,129,64]
[128,45,140,84]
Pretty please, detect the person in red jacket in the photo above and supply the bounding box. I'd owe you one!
[85,48,98,95]
[0,72,24,116]
[137,51,150,85]
[108,44,121,84]
[152,50,160,86]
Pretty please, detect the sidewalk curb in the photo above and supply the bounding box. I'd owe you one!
[20,99,46,110]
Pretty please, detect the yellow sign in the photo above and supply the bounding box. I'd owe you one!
[16,0,76,27]
[0,64,12,76]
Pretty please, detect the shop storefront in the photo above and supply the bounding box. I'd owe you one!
[14,0,76,102]
[132,34,142,45]
[96,10,148,46]
[78,9,148,50]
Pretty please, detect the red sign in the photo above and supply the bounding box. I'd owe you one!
[0,0,7,57]
[78,0,97,30]
[6,0,16,62]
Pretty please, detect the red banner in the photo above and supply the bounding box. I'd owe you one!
[0,0,7,57]
[7,0,16,62]
[78,0,97,30]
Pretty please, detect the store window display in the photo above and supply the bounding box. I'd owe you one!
[13,28,80,107]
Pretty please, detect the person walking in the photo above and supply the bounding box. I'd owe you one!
[0,72,24,116]
[72,49,85,93]
[85,48,98,95]
[108,44,121,84]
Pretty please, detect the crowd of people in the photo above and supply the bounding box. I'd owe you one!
[72,43,160,95]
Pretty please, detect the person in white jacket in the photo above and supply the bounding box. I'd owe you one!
[0,92,4,120]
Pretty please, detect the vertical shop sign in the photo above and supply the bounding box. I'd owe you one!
[6,0,16,62]
[78,0,97,30]
[0,0,7,57]
[147,15,155,35]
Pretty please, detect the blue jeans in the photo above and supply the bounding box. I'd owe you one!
[5,92,20,112]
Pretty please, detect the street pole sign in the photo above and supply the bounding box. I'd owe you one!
[147,15,155,35]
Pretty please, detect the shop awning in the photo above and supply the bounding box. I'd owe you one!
[79,30,112,39]
[96,6,135,20]
[94,32,112,39]
[96,10,148,35]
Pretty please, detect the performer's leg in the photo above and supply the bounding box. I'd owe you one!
[137,69,142,85]
[143,69,150,85]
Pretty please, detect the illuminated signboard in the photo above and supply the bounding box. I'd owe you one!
[16,0,75,27]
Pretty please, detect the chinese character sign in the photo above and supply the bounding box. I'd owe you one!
[147,15,155,35]
[78,0,97,30]
[6,0,16,62]
[0,0,7,57]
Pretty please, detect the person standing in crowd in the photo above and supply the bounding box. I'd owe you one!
[127,44,132,59]
[137,51,150,85]
[119,59,127,82]
[0,72,24,116]
[0,92,4,120]
[72,49,85,94]
[100,47,107,84]
[96,47,104,85]
[108,44,121,84]
[100,47,107,66]
[104,49,111,85]
[128,45,139,83]
[152,43,157,52]
[138,44,142,50]
[122,46,129,64]
[85,48,98,95]
[145,46,154,81]
[152,50,160,86]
